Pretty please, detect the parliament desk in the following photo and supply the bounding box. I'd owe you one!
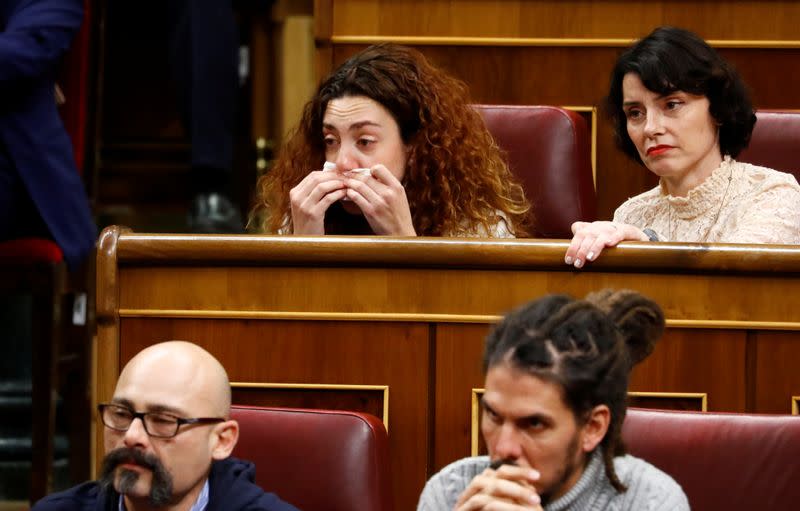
[95,226,800,510]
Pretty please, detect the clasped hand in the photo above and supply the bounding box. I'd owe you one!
[289,164,415,236]
[455,464,542,511]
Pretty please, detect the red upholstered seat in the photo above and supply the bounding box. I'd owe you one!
[231,405,393,511]
[622,408,800,511]
[475,105,596,238]
[0,238,63,263]
[738,110,800,181]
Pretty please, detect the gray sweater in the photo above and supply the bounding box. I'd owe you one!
[417,451,690,511]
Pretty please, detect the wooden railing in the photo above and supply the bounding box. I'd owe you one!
[95,226,800,510]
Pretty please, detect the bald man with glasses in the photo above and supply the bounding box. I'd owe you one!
[33,341,299,511]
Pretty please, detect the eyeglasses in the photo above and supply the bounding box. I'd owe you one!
[98,403,225,439]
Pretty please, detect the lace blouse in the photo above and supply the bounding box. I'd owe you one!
[614,157,800,244]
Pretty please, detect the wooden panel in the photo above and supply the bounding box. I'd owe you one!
[118,265,800,326]
[329,0,800,41]
[118,318,428,511]
[629,329,747,412]
[754,331,800,414]
[433,324,487,472]
[231,386,387,426]
[627,393,707,412]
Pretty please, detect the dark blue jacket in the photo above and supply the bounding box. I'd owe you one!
[0,0,96,268]
[31,457,301,511]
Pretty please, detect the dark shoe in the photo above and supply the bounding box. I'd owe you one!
[188,193,244,233]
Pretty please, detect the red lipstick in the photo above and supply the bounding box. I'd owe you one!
[647,145,673,156]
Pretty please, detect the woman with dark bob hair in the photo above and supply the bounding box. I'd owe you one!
[566,26,800,268]
[251,44,530,237]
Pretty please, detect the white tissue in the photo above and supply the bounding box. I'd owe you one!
[322,161,371,177]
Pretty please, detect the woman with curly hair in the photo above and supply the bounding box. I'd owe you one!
[566,26,800,268]
[250,44,530,237]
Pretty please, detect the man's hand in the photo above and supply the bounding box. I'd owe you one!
[289,169,347,234]
[454,464,543,511]
[565,221,649,268]
[342,164,416,236]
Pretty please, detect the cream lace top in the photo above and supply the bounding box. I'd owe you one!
[614,157,800,244]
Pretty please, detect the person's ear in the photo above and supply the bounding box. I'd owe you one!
[580,405,610,453]
[210,419,239,460]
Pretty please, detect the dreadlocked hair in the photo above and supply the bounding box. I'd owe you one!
[483,289,664,492]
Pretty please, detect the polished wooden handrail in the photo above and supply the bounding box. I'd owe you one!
[106,227,800,273]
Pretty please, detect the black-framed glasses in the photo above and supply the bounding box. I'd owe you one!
[98,403,225,439]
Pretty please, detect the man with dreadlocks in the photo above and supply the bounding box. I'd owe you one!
[417,290,689,510]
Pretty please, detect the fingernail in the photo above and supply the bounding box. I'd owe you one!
[587,251,594,261]
[564,256,573,265]
[529,469,540,480]
[574,259,583,268]
[530,494,541,505]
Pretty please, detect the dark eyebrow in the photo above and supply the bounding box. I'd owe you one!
[515,412,552,427]
[147,404,187,416]
[482,399,552,426]
[110,398,185,417]
[323,121,382,131]
[111,397,134,409]
[624,90,686,108]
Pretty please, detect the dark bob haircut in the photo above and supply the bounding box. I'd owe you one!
[606,26,757,164]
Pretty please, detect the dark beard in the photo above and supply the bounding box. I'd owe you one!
[539,433,583,506]
[99,447,174,507]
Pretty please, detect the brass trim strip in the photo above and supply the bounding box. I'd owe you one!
[230,382,390,431]
[628,391,708,412]
[471,389,484,457]
[329,35,800,49]
[118,309,800,330]
[666,320,800,330]
[562,106,598,189]
[792,396,799,415]
[120,309,500,323]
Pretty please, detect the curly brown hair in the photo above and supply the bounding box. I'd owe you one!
[250,43,531,236]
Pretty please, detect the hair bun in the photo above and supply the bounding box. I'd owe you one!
[586,289,665,366]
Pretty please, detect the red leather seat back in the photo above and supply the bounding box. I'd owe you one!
[475,105,596,238]
[738,110,800,181]
[231,405,393,511]
[58,0,92,172]
[622,408,800,511]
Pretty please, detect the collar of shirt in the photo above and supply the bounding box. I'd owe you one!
[118,479,210,511]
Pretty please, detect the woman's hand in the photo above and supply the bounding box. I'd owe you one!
[566,221,649,268]
[454,464,542,511]
[343,164,416,236]
[289,170,347,234]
